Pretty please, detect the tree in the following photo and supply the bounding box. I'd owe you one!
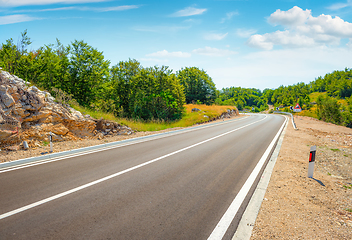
[110,61,185,120]
[110,59,142,117]
[68,40,110,106]
[177,67,216,105]
[316,95,342,124]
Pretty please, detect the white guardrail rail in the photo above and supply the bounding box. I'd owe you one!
[274,111,297,130]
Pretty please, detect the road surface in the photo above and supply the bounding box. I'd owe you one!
[0,114,286,240]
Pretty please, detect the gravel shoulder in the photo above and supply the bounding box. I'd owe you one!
[251,115,352,239]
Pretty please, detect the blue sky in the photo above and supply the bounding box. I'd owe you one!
[0,0,352,90]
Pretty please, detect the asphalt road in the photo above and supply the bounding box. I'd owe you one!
[0,114,285,240]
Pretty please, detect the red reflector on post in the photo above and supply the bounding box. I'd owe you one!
[309,150,316,162]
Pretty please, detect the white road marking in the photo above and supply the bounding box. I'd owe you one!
[0,116,267,220]
[0,116,249,173]
[207,116,287,240]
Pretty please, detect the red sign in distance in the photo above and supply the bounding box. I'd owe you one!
[294,103,301,109]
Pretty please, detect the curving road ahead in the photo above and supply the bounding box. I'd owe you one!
[0,114,286,240]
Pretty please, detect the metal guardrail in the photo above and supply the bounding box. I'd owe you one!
[273,111,297,130]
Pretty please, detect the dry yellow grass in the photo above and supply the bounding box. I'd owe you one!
[73,104,238,132]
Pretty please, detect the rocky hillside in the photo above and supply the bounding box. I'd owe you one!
[0,69,133,150]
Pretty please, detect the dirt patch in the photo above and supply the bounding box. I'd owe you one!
[251,116,352,239]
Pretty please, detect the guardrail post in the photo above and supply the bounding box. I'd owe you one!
[50,132,53,153]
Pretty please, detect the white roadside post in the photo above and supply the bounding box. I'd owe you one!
[23,141,29,150]
[308,145,316,178]
[49,132,53,153]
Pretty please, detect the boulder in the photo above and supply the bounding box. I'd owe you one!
[0,87,15,108]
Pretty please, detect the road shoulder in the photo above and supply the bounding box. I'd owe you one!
[251,116,352,239]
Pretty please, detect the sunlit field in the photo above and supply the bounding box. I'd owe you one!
[74,104,237,132]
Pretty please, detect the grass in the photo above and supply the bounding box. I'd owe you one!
[295,104,318,118]
[343,185,352,190]
[73,104,237,132]
[347,208,352,213]
[331,148,340,152]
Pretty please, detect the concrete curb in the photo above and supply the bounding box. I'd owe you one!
[232,116,289,240]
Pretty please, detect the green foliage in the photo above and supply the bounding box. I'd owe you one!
[316,95,342,124]
[0,33,186,122]
[177,67,216,105]
[215,87,267,111]
[311,68,352,98]
[264,82,311,108]
[68,40,110,107]
[109,60,185,121]
[51,87,78,107]
[1,31,351,126]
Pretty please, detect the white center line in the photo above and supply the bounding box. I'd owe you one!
[0,116,267,220]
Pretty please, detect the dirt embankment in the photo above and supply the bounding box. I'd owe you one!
[252,116,352,239]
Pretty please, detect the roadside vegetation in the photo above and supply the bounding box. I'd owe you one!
[74,104,236,131]
[266,68,352,128]
[1,30,351,129]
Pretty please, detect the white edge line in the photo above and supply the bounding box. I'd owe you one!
[207,115,287,240]
[0,116,249,173]
[231,116,289,240]
[0,116,267,220]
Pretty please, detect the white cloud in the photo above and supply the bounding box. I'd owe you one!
[220,11,238,23]
[268,6,311,27]
[171,7,207,17]
[146,50,191,58]
[248,30,316,50]
[236,28,257,38]
[248,6,352,50]
[204,32,228,40]
[305,15,352,38]
[0,14,40,25]
[91,5,140,12]
[0,0,107,6]
[192,47,237,57]
[327,0,352,10]
[247,34,274,50]
[13,5,140,13]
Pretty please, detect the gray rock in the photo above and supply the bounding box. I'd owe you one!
[0,92,15,108]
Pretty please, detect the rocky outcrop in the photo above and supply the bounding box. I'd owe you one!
[220,109,238,119]
[0,69,133,149]
[199,108,239,124]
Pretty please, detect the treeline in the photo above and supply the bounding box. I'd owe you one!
[1,31,351,127]
[312,69,352,127]
[215,87,268,112]
[262,68,352,127]
[0,31,216,121]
